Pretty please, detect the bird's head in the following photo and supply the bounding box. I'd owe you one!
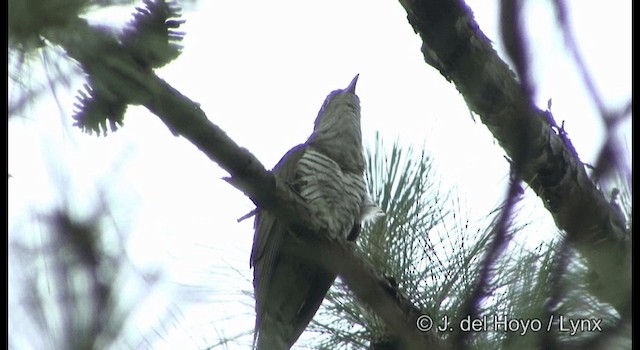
[307,74,365,171]
[312,74,361,132]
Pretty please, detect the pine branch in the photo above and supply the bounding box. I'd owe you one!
[122,0,185,70]
[397,0,630,316]
[456,174,522,349]
[43,14,448,350]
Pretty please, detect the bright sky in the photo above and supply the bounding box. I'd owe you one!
[8,0,631,349]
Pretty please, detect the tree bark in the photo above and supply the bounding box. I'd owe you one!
[45,19,449,350]
[397,0,630,315]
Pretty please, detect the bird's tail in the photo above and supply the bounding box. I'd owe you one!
[254,321,289,350]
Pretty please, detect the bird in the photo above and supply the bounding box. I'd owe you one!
[250,74,383,350]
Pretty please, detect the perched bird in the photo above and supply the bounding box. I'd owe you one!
[250,75,383,349]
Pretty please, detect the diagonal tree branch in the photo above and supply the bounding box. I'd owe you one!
[397,0,630,315]
[43,19,449,350]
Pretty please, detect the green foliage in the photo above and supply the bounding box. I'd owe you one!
[73,83,128,136]
[8,0,90,52]
[72,0,186,136]
[309,134,465,348]
[8,0,89,118]
[10,206,165,349]
[308,135,628,349]
[122,0,186,70]
[8,0,186,135]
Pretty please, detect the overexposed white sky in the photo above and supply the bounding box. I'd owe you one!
[8,0,631,349]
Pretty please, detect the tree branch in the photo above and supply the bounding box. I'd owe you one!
[397,0,630,315]
[44,19,449,349]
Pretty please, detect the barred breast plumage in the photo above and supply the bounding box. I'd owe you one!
[251,75,383,350]
[295,149,367,239]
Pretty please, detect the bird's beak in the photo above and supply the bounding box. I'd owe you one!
[345,74,359,93]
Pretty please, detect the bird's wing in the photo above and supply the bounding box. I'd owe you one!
[250,143,307,268]
[250,144,307,347]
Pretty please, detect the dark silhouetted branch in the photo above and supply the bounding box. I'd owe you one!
[397,0,630,316]
[44,17,448,350]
